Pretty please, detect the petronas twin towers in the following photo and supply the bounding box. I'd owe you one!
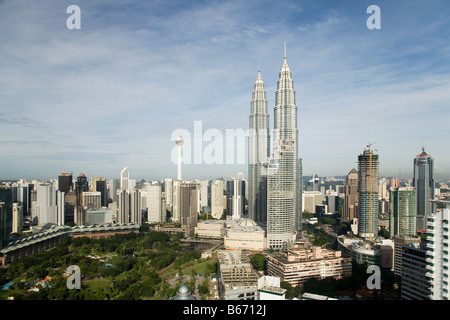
[248,48,303,249]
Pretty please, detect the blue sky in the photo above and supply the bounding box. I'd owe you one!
[1,0,449,181]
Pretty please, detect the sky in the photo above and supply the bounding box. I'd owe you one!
[1,0,450,182]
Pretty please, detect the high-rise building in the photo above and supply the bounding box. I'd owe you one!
[108,179,120,203]
[199,180,209,211]
[357,147,379,238]
[412,148,435,232]
[75,173,89,206]
[116,189,129,224]
[82,192,101,209]
[64,189,77,224]
[58,173,73,194]
[248,65,270,224]
[92,177,107,207]
[0,202,6,248]
[267,48,301,249]
[226,178,246,220]
[177,181,199,237]
[12,180,30,216]
[144,184,162,223]
[116,188,142,225]
[12,203,23,234]
[56,190,65,226]
[343,168,358,222]
[425,200,450,300]
[120,167,129,190]
[389,187,416,238]
[211,180,224,220]
[32,184,58,225]
[129,188,142,225]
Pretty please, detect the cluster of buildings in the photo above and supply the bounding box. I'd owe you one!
[1,47,449,301]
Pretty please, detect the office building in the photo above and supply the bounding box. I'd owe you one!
[211,180,224,220]
[177,181,199,237]
[412,148,435,232]
[12,203,23,235]
[82,192,101,209]
[357,147,379,238]
[0,202,7,248]
[120,167,129,190]
[343,168,359,222]
[108,179,120,203]
[248,65,270,224]
[32,184,58,225]
[143,183,163,223]
[302,191,324,214]
[75,173,89,206]
[226,178,246,220]
[199,180,209,210]
[393,234,421,276]
[58,173,73,194]
[91,177,107,207]
[267,48,302,249]
[389,187,416,238]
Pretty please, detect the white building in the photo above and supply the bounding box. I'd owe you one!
[258,276,286,300]
[211,180,224,219]
[144,184,163,223]
[426,200,450,300]
[32,184,58,225]
[82,191,101,209]
[12,203,23,234]
[120,167,129,190]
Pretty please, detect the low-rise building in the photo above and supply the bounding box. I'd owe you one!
[267,245,352,287]
[217,250,259,300]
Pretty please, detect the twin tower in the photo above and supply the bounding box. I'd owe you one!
[248,48,303,249]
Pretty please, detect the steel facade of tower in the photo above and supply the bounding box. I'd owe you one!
[248,68,270,224]
[412,148,435,232]
[267,52,301,249]
[357,149,379,238]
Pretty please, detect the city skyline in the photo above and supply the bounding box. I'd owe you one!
[2,1,450,181]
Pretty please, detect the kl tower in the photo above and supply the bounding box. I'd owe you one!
[175,135,184,180]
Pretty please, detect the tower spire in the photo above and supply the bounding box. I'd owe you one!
[284,42,286,59]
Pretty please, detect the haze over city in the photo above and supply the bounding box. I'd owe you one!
[1,0,450,181]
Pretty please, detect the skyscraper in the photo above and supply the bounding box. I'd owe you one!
[412,148,435,232]
[267,47,301,249]
[92,177,107,207]
[389,187,416,237]
[177,181,200,237]
[75,173,89,206]
[211,180,224,220]
[426,200,450,300]
[248,65,270,224]
[343,168,359,222]
[357,147,379,238]
[120,167,129,190]
[58,173,73,194]
[226,177,246,220]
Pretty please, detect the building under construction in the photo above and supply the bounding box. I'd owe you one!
[358,145,379,238]
[216,250,259,300]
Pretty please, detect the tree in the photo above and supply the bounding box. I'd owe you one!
[251,254,266,272]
